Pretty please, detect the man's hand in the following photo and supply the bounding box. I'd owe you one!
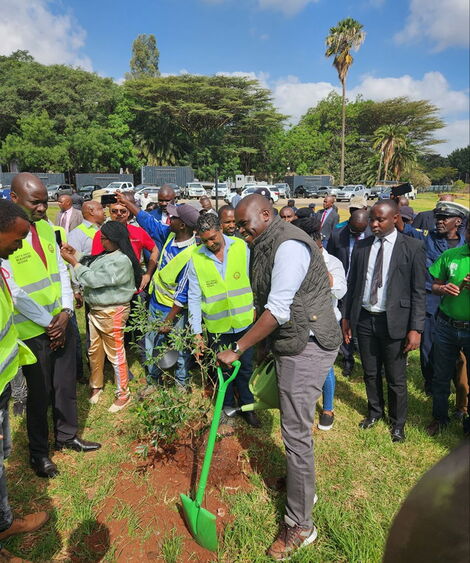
[47,312,70,340]
[49,335,65,351]
[403,330,421,354]
[341,319,352,345]
[439,283,461,297]
[60,245,78,266]
[74,292,83,309]
[217,349,240,367]
[461,274,470,291]
[139,273,151,292]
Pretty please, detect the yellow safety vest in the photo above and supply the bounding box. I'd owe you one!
[77,222,97,239]
[9,219,62,340]
[0,274,36,395]
[192,237,254,334]
[150,233,195,308]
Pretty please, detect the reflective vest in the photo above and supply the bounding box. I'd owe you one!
[150,233,195,308]
[0,275,36,395]
[77,222,97,239]
[192,237,254,334]
[9,220,62,340]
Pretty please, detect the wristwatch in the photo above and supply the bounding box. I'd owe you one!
[234,342,243,356]
[61,308,73,319]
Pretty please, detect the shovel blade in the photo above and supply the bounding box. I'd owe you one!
[180,493,218,552]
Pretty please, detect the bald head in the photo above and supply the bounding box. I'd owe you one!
[82,200,105,225]
[349,208,369,236]
[10,173,48,222]
[58,194,72,212]
[235,194,273,245]
[439,194,454,202]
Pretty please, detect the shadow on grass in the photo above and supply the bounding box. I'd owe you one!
[66,518,110,562]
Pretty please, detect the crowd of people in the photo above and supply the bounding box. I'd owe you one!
[0,171,469,561]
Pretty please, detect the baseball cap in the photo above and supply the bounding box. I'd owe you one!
[349,195,368,209]
[434,201,469,219]
[166,203,200,228]
[400,205,414,222]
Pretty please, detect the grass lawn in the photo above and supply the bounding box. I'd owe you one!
[3,200,465,562]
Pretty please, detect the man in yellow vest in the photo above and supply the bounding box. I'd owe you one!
[0,200,49,562]
[3,173,100,479]
[188,213,260,427]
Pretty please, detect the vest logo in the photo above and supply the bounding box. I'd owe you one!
[233,271,240,280]
[205,280,217,288]
[48,244,54,254]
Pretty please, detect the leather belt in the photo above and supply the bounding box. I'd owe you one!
[438,311,470,330]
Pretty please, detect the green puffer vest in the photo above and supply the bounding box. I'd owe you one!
[250,216,342,355]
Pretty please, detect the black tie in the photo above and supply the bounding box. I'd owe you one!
[370,239,384,306]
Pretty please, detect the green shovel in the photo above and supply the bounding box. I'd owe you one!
[180,360,241,552]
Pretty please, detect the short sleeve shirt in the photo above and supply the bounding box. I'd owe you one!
[428,244,470,321]
[91,224,155,260]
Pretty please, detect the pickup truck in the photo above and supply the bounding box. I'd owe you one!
[335,185,371,202]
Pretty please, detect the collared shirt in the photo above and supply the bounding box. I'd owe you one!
[320,207,333,226]
[136,210,171,251]
[188,235,250,334]
[91,223,155,260]
[321,249,347,321]
[265,240,311,325]
[362,228,398,313]
[60,207,73,233]
[68,220,99,256]
[348,231,366,265]
[1,228,74,327]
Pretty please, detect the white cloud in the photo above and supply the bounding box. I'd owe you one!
[438,120,470,156]
[0,0,92,69]
[216,70,271,88]
[395,0,469,51]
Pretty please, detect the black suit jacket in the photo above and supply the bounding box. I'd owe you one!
[317,208,339,242]
[344,231,426,339]
[327,224,373,273]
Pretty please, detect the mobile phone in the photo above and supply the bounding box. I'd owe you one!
[391,183,412,197]
[101,194,117,205]
[55,229,63,247]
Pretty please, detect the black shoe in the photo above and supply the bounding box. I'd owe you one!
[55,436,101,452]
[342,362,354,377]
[359,416,383,429]
[12,401,26,416]
[241,411,261,428]
[318,412,334,431]
[391,427,406,443]
[30,456,59,478]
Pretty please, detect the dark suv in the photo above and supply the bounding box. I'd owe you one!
[294,185,318,198]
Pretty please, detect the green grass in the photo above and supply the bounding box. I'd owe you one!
[3,199,463,561]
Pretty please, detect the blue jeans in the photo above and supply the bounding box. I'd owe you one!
[0,385,13,534]
[322,367,335,411]
[145,309,191,386]
[432,315,470,423]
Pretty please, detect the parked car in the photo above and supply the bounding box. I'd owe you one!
[335,185,371,202]
[378,188,392,200]
[369,186,384,199]
[293,185,316,198]
[326,186,341,197]
[104,181,134,193]
[78,184,101,201]
[210,183,229,198]
[315,186,332,199]
[275,183,290,198]
[266,186,279,203]
[185,182,207,199]
[241,186,258,198]
[47,184,74,201]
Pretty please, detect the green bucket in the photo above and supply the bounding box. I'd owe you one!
[240,358,279,412]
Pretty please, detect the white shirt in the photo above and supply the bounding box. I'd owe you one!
[362,228,398,313]
[1,229,74,327]
[321,249,347,321]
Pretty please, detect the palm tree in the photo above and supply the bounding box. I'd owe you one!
[325,18,365,185]
[372,124,409,183]
[390,141,418,181]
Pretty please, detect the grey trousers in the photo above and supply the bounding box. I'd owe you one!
[275,339,338,528]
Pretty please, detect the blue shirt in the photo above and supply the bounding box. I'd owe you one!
[136,210,171,251]
[188,235,250,334]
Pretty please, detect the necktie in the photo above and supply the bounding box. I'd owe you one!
[30,223,48,268]
[60,212,67,229]
[321,210,327,226]
[369,239,384,306]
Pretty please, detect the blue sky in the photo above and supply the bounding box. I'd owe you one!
[2,0,469,154]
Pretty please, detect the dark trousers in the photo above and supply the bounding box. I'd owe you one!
[432,315,470,423]
[356,309,407,428]
[340,338,355,368]
[70,313,84,379]
[420,312,436,394]
[22,324,78,456]
[208,329,254,408]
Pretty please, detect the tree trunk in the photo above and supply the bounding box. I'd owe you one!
[340,79,346,185]
[376,150,383,184]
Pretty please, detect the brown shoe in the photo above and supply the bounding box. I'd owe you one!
[0,512,49,541]
[0,547,32,562]
[267,522,317,560]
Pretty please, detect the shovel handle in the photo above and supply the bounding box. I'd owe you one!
[195,360,240,507]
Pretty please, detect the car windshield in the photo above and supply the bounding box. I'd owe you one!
[106,182,121,189]
[343,187,355,191]
[47,185,59,190]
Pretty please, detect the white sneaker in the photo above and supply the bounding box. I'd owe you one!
[89,389,103,404]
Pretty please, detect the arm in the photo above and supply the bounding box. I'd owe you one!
[397,218,426,241]
[327,254,347,301]
[341,247,359,344]
[140,244,159,291]
[403,241,426,353]
[74,255,133,289]
[187,259,203,334]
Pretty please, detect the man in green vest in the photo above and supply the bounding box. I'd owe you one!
[3,173,100,479]
[218,194,342,561]
[0,199,49,562]
[188,213,260,427]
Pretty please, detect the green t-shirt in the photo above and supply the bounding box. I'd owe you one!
[428,244,470,321]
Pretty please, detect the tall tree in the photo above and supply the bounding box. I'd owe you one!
[325,18,365,184]
[447,146,469,181]
[127,34,160,80]
[372,124,409,182]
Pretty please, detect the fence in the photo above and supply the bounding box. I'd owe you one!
[141,166,194,187]
[0,172,65,187]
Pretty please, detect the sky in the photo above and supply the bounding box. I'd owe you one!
[1,0,469,155]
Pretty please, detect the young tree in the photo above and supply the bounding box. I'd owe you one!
[325,18,365,184]
[127,34,160,79]
[372,124,409,182]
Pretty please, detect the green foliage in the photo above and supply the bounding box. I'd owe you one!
[428,166,458,183]
[161,528,183,563]
[447,146,470,181]
[452,179,466,191]
[127,34,160,80]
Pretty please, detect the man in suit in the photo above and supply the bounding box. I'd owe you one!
[327,208,370,375]
[317,196,339,246]
[55,195,83,233]
[342,200,426,442]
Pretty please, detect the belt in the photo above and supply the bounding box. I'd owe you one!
[361,307,386,316]
[438,311,470,330]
